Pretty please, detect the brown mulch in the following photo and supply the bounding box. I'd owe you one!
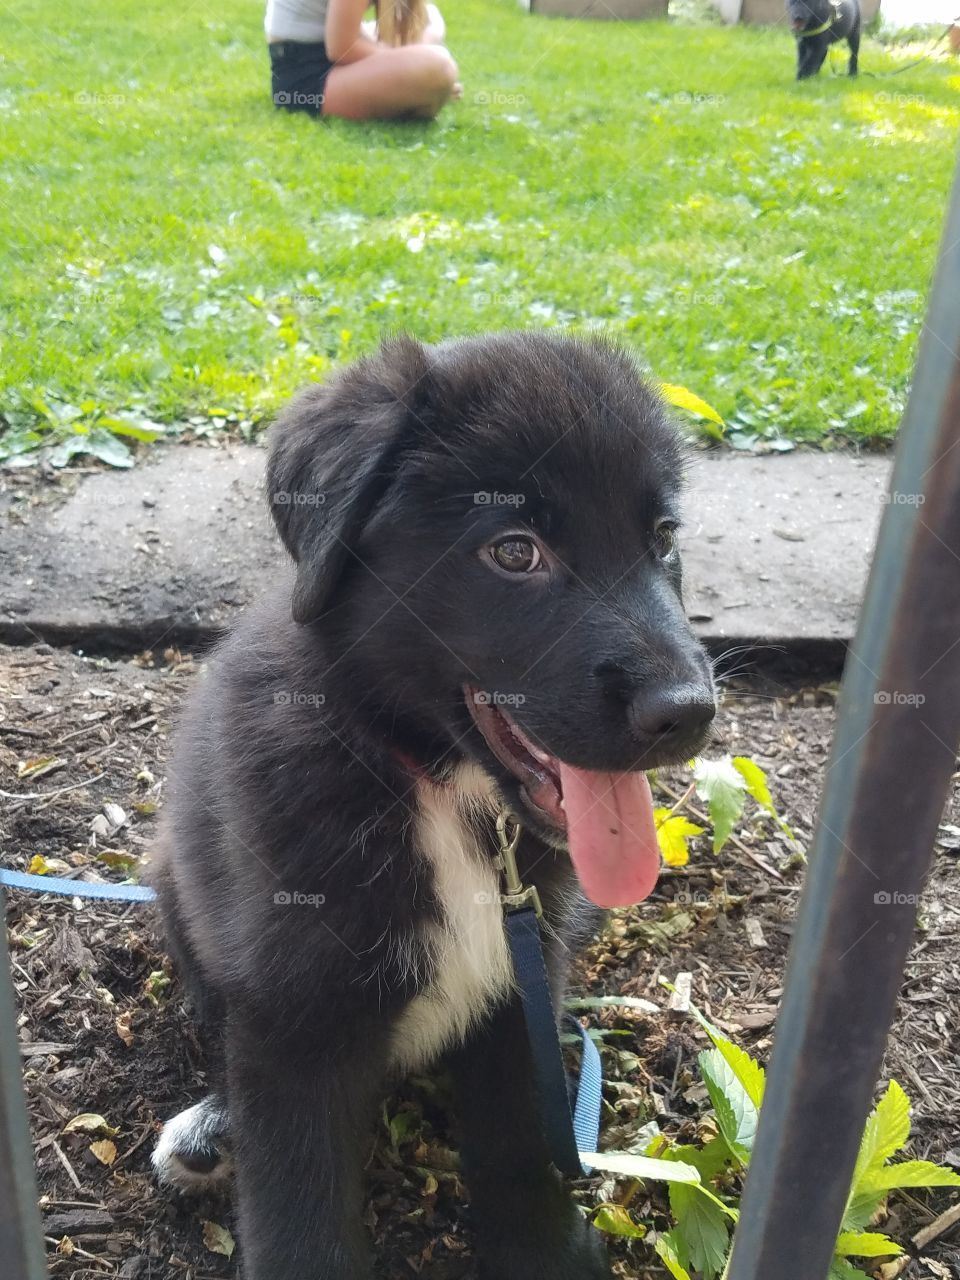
[1,643,959,1280]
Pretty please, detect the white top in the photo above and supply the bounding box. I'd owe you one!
[265,0,330,42]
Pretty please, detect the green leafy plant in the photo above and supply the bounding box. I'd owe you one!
[653,754,794,868]
[589,990,960,1279]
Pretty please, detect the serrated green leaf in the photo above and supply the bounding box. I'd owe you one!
[692,757,747,853]
[591,1204,647,1239]
[655,809,705,867]
[835,1231,903,1258]
[654,1138,734,1183]
[859,1159,960,1192]
[731,757,774,815]
[669,1183,731,1280]
[699,1048,759,1159]
[659,382,724,427]
[655,1232,694,1280]
[853,1080,911,1185]
[841,1190,884,1234]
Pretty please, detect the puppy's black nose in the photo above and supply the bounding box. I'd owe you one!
[628,683,716,748]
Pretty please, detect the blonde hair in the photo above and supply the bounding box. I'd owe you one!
[376,0,429,46]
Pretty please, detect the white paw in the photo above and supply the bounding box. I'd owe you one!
[152,1097,232,1192]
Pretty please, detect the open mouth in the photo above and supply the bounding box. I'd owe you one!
[466,689,566,828]
[465,687,663,909]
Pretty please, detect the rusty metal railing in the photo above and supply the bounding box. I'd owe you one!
[727,163,960,1279]
[0,904,46,1279]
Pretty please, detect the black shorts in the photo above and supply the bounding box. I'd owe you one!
[269,41,335,117]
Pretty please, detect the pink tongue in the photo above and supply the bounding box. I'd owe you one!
[557,764,661,909]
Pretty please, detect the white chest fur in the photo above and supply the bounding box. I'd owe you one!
[389,765,516,1075]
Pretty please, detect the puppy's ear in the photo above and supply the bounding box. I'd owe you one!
[267,337,433,624]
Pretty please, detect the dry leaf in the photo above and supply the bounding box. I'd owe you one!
[18,756,66,780]
[97,850,139,870]
[202,1221,236,1258]
[56,1237,74,1257]
[63,1113,118,1137]
[28,854,71,877]
[115,1011,136,1048]
[89,1139,117,1166]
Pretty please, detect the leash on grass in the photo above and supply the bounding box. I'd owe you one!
[859,16,960,78]
[0,817,604,1180]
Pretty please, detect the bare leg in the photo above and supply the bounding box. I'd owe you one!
[323,44,459,121]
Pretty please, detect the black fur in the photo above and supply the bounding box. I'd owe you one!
[788,0,861,79]
[153,333,716,1279]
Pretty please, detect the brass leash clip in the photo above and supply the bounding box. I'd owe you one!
[495,811,543,918]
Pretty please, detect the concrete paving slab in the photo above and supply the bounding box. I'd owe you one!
[0,445,891,661]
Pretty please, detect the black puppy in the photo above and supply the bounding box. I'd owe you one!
[151,333,716,1280]
[788,0,861,79]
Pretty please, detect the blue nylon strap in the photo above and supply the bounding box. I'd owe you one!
[0,869,603,1174]
[504,905,601,1178]
[0,868,157,902]
[570,1015,602,1171]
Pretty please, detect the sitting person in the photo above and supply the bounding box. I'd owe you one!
[266,0,461,121]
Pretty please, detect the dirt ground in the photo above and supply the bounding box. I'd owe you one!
[2,641,959,1280]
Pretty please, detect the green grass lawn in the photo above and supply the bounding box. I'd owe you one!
[1,1,958,465]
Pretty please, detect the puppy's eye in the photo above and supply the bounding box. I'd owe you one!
[490,538,542,574]
[653,521,679,561]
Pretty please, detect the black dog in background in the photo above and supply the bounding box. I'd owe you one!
[150,334,716,1280]
[788,0,861,79]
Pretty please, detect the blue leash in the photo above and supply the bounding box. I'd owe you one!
[0,867,157,902]
[495,814,602,1178]
[1,819,603,1179]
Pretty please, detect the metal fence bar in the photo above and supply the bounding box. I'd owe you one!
[727,164,960,1280]
[0,890,47,1280]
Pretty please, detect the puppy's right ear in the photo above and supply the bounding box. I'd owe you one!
[266,337,433,624]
